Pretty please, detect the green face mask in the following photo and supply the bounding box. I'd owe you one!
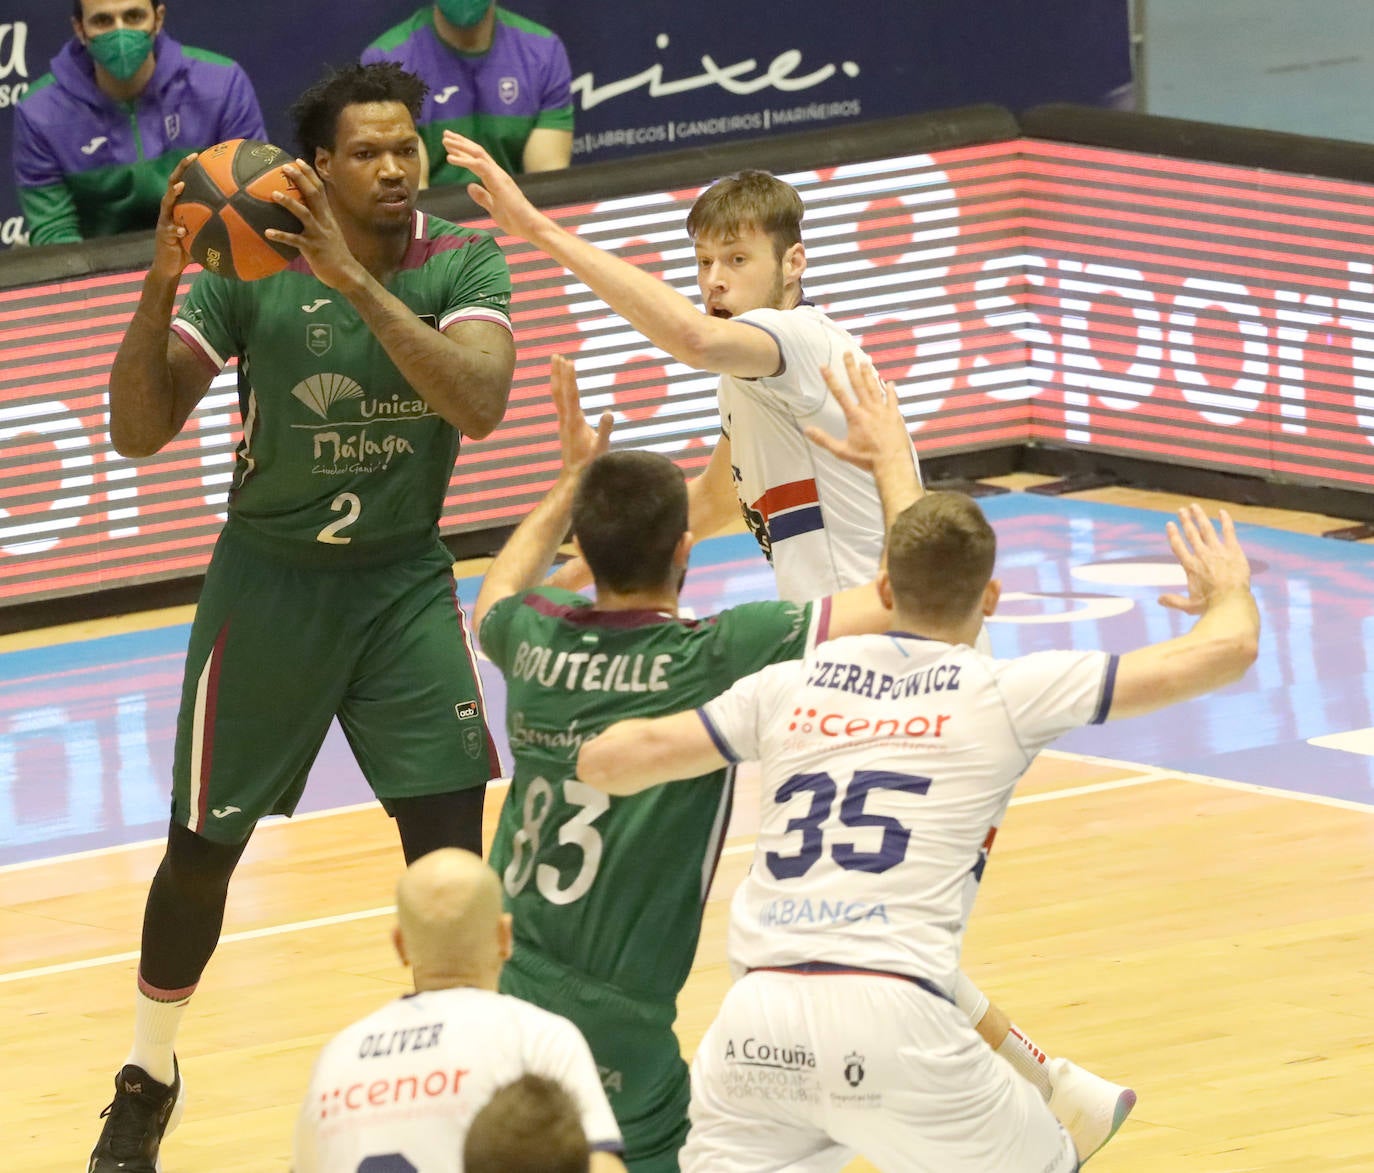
[86,28,155,82]
[436,0,492,29]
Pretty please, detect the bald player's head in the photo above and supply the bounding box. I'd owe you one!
[392,848,512,992]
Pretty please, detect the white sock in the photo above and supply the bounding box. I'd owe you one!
[126,983,193,1087]
[998,1025,1053,1102]
[952,971,991,1026]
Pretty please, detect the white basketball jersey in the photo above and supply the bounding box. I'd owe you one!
[293,987,622,1172]
[719,304,921,602]
[699,634,1117,994]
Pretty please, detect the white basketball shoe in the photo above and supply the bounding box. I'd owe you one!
[1047,1057,1137,1164]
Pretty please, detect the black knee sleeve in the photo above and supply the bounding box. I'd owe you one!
[138,820,250,992]
[392,786,487,862]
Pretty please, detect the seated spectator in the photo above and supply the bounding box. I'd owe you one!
[465,1075,592,1173]
[12,0,267,246]
[293,849,625,1173]
[362,2,572,189]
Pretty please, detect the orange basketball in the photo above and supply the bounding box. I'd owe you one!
[172,139,304,281]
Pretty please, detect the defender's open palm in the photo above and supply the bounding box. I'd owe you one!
[442,131,547,241]
[1158,504,1250,614]
[550,355,613,478]
[804,351,911,471]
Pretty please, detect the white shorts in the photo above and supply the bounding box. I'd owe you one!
[682,969,1079,1173]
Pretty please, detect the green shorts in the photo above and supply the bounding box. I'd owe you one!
[501,943,689,1173]
[171,520,498,843]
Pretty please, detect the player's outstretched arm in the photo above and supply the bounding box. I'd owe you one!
[544,551,595,592]
[474,356,612,629]
[1107,505,1259,720]
[805,352,923,530]
[578,709,727,797]
[807,353,925,639]
[688,436,745,538]
[590,1152,629,1173]
[109,155,218,457]
[442,131,782,378]
[546,437,738,591]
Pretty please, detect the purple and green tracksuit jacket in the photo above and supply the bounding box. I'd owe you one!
[362,6,573,188]
[12,33,266,245]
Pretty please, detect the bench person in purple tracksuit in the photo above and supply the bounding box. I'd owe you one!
[12,0,266,246]
[362,1,573,189]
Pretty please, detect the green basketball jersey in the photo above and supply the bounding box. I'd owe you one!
[171,211,511,563]
[480,586,832,1003]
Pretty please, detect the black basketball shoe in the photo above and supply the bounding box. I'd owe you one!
[88,1058,185,1173]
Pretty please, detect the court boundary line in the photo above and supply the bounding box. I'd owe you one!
[0,773,1169,986]
[1040,748,1374,814]
[4,746,1371,877]
[0,905,398,986]
[6,760,1371,986]
[0,782,510,876]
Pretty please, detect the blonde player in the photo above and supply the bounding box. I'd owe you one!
[293,850,625,1173]
[443,133,1136,1152]
[576,388,1259,1170]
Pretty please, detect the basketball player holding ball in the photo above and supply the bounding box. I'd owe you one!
[88,62,515,1173]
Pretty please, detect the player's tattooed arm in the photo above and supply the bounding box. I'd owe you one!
[109,155,217,457]
[474,356,612,628]
[270,160,515,438]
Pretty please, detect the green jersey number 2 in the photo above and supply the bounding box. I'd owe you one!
[503,775,610,906]
[317,491,362,544]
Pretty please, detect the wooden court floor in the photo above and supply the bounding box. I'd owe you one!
[4,481,1374,1172]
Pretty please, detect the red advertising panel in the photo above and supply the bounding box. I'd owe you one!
[2,137,1373,607]
[1022,141,1374,487]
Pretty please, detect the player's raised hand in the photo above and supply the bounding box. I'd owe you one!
[1158,505,1251,615]
[150,153,198,282]
[267,161,363,291]
[804,352,912,473]
[442,131,548,241]
[550,355,613,478]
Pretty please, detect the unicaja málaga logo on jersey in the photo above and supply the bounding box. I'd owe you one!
[360,395,429,419]
[292,372,364,419]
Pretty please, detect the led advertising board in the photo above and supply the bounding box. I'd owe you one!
[1,138,1372,606]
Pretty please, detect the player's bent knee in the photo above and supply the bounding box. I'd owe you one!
[162,820,251,902]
